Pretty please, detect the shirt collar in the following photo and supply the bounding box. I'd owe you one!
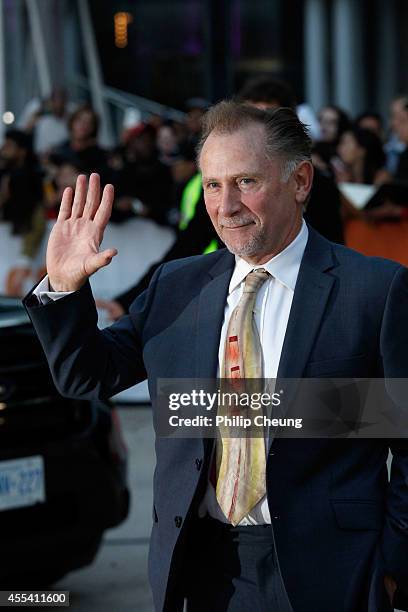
[229,220,308,294]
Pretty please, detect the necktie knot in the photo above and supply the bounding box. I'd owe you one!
[243,268,270,293]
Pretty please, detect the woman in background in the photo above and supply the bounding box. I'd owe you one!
[336,126,389,186]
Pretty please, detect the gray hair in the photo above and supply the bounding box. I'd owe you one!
[197,100,312,182]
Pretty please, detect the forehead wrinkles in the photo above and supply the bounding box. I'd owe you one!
[200,125,273,177]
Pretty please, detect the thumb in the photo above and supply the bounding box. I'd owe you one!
[86,249,118,275]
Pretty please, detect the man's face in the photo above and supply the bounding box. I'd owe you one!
[200,123,305,265]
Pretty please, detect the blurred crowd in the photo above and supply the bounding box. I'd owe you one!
[1,79,408,302]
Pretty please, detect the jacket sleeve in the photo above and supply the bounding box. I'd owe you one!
[379,266,408,601]
[23,266,163,401]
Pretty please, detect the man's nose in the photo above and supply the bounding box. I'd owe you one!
[219,185,241,217]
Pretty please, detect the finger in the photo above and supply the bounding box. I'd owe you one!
[85,249,118,276]
[58,187,74,221]
[94,183,115,228]
[83,173,101,219]
[71,174,87,218]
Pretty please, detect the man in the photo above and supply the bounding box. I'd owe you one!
[24,102,408,611]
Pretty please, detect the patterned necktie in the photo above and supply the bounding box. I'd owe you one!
[215,269,270,525]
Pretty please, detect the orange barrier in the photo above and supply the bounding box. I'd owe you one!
[344,219,408,267]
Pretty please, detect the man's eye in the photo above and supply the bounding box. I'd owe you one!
[207,182,219,189]
[240,178,254,185]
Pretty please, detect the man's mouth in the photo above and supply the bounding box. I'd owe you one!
[221,221,254,230]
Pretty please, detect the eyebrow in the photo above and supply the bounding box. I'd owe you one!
[202,173,263,182]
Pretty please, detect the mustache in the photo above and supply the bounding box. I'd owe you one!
[218,216,255,227]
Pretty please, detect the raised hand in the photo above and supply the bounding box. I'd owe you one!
[46,173,117,292]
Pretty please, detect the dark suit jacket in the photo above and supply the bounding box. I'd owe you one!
[24,228,408,612]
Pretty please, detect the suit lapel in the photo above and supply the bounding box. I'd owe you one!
[195,250,235,379]
[278,269,335,379]
[195,251,234,460]
[274,229,337,424]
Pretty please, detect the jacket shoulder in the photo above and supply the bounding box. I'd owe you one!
[309,226,404,279]
[331,241,403,278]
[159,248,232,277]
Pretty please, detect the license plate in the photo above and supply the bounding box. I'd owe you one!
[0,456,45,511]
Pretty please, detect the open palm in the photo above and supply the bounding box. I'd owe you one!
[47,173,117,292]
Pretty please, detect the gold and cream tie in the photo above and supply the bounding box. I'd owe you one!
[215,269,270,525]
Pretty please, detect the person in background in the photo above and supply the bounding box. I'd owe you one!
[385,95,408,175]
[336,126,389,185]
[43,156,83,221]
[335,126,391,225]
[173,98,209,188]
[360,98,408,223]
[156,120,190,204]
[239,76,321,139]
[52,104,111,186]
[19,88,77,156]
[314,105,352,172]
[391,98,408,181]
[238,76,296,110]
[8,156,85,297]
[0,130,43,237]
[31,88,74,156]
[157,121,183,168]
[112,123,175,226]
[0,130,44,295]
[183,97,210,156]
[343,98,408,265]
[318,105,351,145]
[355,111,384,141]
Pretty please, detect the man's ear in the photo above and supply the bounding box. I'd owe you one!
[293,161,314,205]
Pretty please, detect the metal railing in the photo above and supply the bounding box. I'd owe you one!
[70,73,186,145]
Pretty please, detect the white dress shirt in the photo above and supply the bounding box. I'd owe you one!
[34,221,309,525]
[199,221,308,525]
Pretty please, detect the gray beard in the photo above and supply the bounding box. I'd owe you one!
[219,227,266,260]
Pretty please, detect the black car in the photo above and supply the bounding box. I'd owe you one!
[0,297,129,587]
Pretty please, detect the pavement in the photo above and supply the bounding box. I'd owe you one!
[54,406,155,612]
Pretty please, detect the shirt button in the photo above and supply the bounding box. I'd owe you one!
[174,516,183,528]
[272,515,280,521]
[195,458,203,471]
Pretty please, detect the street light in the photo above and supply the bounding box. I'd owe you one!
[2,111,14,125]
[114,11,133,48]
